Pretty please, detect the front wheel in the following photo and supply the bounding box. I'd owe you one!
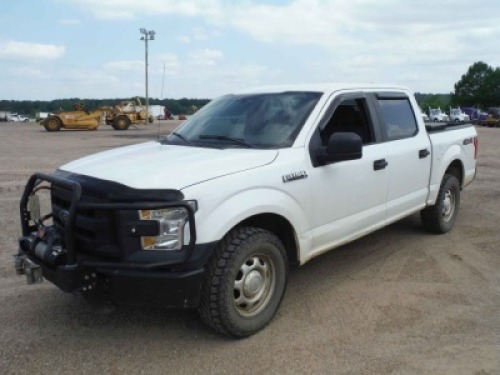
[198,227,288,338]
[44,116,61,131]
[112,115,130,130]
[421,174,460,233]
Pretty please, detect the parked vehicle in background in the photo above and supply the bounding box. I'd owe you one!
[104,98,154,130]
[461,107,489,123]
[143,104,165,119]
[9,114,30,122]
[449,108,470,123]
[418,106,429,121]
[429,108,450,122]
[41,104,110,131]
[0,111,10,122]
[36,112,55,122]
[481,107,500,127]
[15,83,478,338]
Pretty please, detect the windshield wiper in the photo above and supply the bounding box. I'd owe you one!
[169,131,192,145]
[199,134,254,148]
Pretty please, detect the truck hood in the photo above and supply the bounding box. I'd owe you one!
[60,142,278,190]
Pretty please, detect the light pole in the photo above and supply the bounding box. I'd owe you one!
[140,28,155,124]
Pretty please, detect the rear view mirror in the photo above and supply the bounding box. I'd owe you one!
[318,132,362,164]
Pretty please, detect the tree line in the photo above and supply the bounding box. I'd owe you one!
[2,61,498,116]
[0,97,210,117]
[417,61,500,111]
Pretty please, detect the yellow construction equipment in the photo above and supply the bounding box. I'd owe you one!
[104,97,154,130]
[41,103,110,132]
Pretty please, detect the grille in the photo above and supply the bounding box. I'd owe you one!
[51,185,120,259]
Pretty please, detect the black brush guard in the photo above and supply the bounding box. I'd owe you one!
[16,173,208,308]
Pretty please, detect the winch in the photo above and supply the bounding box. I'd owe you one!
[16,224,67,285]
[19,226,67,267]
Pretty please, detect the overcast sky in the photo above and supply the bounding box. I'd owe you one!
[1,0,499,100]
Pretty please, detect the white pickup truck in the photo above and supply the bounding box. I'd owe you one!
[15,84,478,337]
[9,114,30,122]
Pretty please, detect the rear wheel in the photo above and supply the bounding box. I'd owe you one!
[112,115,130,130]
[44,116,61,131]
[198,227,288,338]
[421,174,460,233]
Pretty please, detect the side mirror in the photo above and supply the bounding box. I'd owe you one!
[318,132,362,164]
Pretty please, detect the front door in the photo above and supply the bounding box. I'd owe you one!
[306,93,388,260]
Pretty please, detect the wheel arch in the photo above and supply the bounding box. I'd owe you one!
[445,159,464,187]
[190,187,309,266]
[427,158,464,205]
[427,142,466,205]
[236,213,300,267]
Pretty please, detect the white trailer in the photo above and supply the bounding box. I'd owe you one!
[137,105,164,119]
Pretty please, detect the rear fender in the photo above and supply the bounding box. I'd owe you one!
[427,144,464,205]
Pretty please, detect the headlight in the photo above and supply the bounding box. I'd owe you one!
[139,207,189,251]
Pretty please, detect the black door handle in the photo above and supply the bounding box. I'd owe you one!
[373,159,388,170]
[419,149,430,158]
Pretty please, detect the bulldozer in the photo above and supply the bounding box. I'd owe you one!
[41,103,110,132]
[104,97,154,130]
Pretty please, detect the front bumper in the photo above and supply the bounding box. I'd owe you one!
[15,251,205,308]
[15,172,215,309]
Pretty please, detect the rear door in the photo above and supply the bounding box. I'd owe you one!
[372,93,432,221]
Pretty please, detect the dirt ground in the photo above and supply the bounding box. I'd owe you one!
[0,122,498,374]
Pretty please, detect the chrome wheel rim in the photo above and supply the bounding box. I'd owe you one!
[233,254,275,317]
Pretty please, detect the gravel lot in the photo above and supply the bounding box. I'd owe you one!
[0,122,498,374]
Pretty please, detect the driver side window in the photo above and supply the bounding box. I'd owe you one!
[320,98,373,146]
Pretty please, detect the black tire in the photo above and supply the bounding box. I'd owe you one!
[198,227,288,338]
[44,116,62,131]
[112,115,131,130]
[421,174,460,233]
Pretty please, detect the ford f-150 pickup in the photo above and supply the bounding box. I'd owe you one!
[15,84,478,337]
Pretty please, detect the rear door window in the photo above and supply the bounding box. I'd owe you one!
[377,98,418,140]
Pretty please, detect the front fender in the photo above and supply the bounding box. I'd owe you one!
[193,188,310,246]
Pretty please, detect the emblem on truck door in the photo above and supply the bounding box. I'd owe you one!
[282,171,308,183]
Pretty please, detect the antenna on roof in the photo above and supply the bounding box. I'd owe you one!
[158,61,166,142]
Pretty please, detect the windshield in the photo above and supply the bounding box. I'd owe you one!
[163,91,322,149]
